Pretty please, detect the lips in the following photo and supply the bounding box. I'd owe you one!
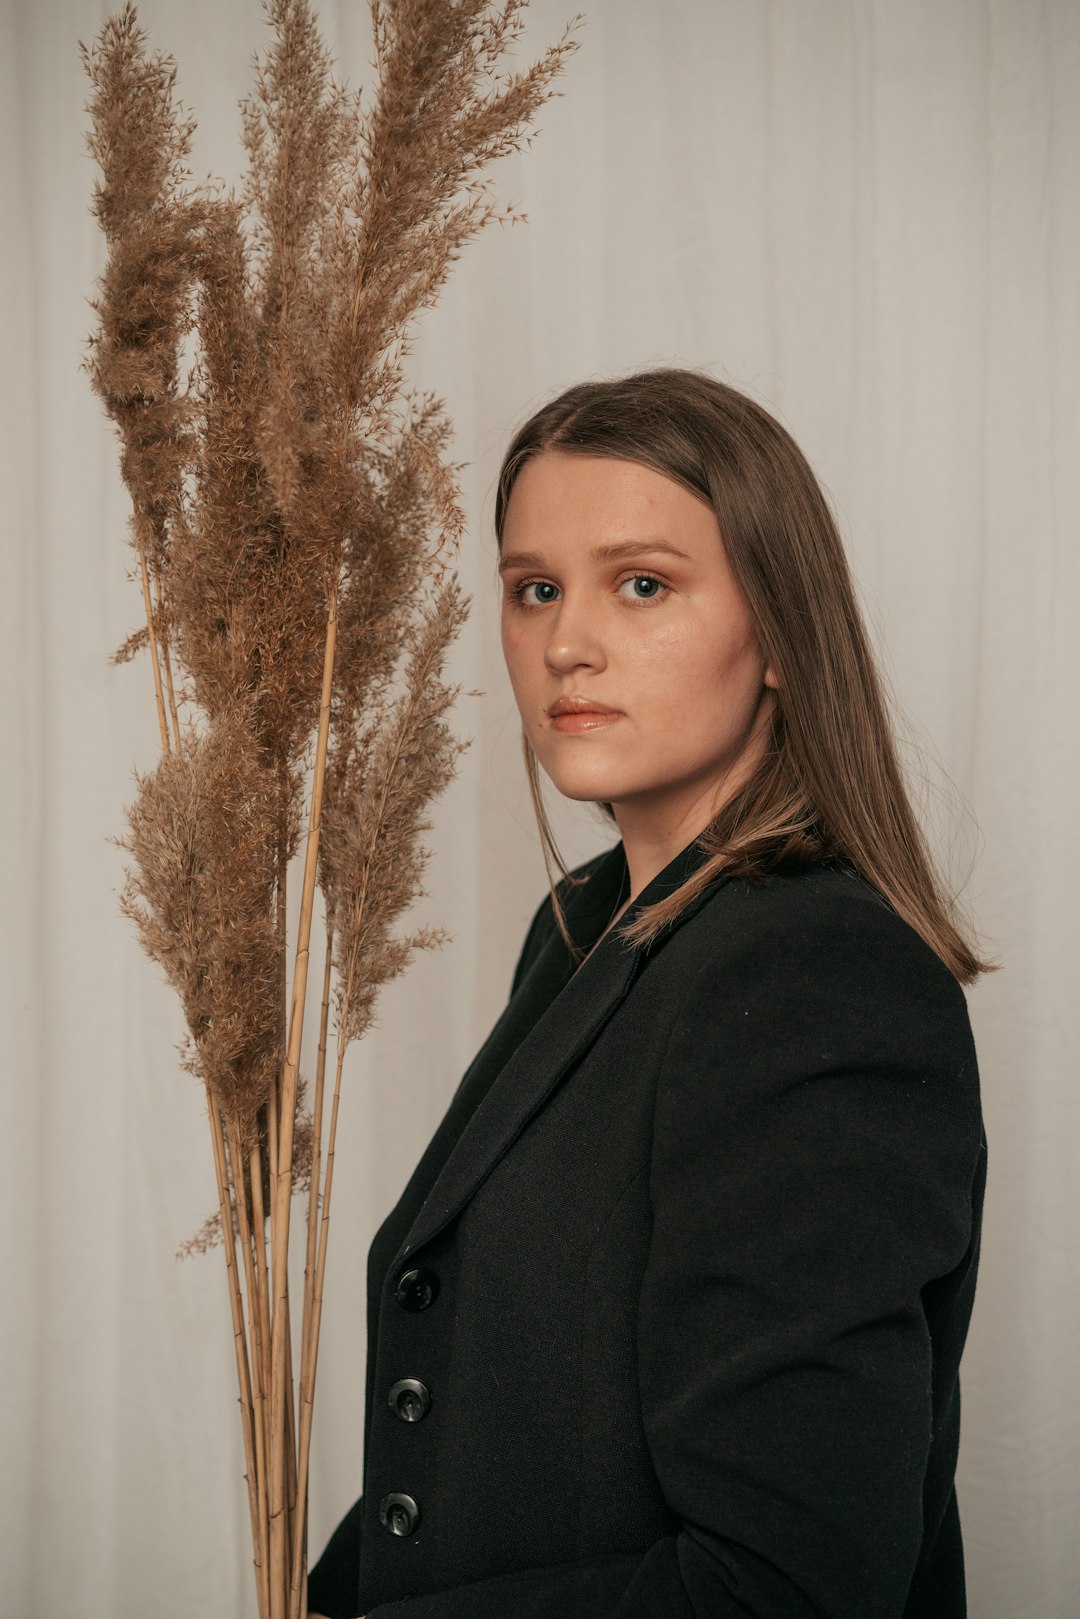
[550,709,622,732]
[547,696,623,735]
[547,696,621,717]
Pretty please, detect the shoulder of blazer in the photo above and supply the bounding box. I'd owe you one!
[668,859,973,1043]
[651,860,984,1198]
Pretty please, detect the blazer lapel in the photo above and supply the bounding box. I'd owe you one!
[390,833,725,1271]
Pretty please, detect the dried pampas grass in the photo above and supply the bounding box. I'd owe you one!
[81,3,582,1614]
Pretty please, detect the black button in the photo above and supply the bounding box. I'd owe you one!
[379,1491,420,1536]
[388,1377,432,1422]
[395,1266,439,1311]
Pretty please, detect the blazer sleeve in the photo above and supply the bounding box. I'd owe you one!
[365,887,985,1619]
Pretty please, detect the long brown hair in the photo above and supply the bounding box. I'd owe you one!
[494,366,997,986]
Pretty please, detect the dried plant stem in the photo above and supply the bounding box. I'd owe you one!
[285,1297,299,1547]
[230,1118,271,1612]
[266,1086,285,1607]
[289,961,350,1618]
[207,1086,268,1619]
[270,855,287,1195]
[270,572,339,1617]
[269,840,287,1564]
[159,618,181,749]
[289,919,334,1618]
[137,544,172,756]
[267,1072,281,1249]
[249,1136,273,1593]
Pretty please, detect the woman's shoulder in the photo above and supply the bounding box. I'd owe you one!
[671,857,971,1026]
[661,858,984,1169]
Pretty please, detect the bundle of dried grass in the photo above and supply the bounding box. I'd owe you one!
[81,4,581,1614]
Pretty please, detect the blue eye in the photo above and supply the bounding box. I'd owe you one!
[517,580,559,606]
[621,575,664,601]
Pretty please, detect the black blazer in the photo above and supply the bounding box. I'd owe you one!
[309,834,987,1619]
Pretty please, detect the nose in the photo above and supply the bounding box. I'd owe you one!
[543,593,607,676]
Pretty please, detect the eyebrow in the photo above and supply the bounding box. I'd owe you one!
[497,538,692,573]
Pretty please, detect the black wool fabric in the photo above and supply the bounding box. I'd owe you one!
[308,835,986,1619]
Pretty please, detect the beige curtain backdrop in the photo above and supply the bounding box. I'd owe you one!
[3,1,1076,1614]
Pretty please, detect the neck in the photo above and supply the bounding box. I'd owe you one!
[611,794,726,905]
[610,704,775,901]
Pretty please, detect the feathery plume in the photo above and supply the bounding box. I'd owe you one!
[83,3,583,1614]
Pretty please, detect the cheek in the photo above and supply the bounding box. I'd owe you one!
[500,618,537,699]
[499,612,520,661]
[641,616,737,687]
[645,621,761,719]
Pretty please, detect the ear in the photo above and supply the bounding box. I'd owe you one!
[763,661,780,690]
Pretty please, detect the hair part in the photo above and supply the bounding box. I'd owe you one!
[495,366,998,987]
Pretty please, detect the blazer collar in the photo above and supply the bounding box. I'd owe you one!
[390,832,725,1271]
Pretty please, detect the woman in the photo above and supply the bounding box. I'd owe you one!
[308,367,992,1619]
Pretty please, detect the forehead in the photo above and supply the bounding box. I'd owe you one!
[502,452,717,545]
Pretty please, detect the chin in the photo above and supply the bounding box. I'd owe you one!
[552,784,617,805]
[533,738,642,804]
[542,767,637,804]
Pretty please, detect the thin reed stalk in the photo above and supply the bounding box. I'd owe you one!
[139,552,172,754]
[269,572,338,1614]
[289,920,333,1617]
[230,1118,272,1605]
[290,967,351,1618]
[248,1136,273,1596]
[208,1089,268,1619]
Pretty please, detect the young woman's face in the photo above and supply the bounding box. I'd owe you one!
[499,451,780,841]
